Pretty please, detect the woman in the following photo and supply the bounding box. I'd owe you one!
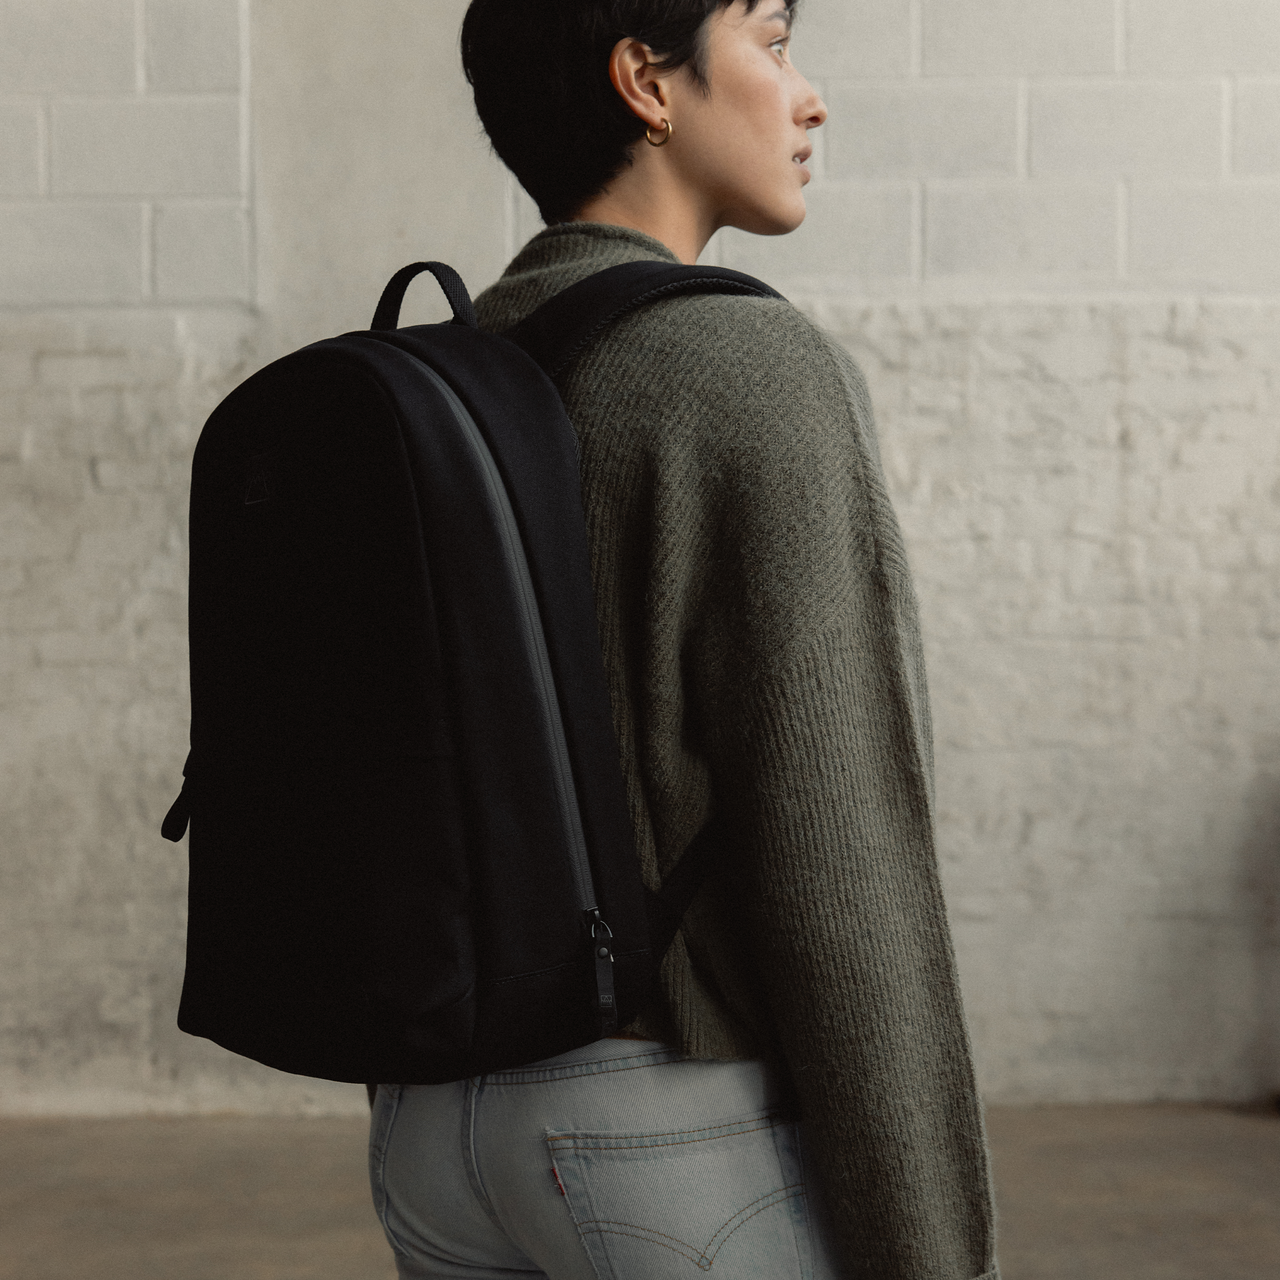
[368,3,999,1277]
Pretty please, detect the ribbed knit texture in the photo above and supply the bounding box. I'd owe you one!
[474,222,999,1280]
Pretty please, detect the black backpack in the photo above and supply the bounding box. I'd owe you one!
[162,258,782,1084]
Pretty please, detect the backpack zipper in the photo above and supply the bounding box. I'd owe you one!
[393,348,617,1035]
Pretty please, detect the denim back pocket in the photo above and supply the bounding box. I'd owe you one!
[547,1109,812,1278]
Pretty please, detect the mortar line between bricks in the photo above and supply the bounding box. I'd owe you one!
[36,101,50,198]
[911,182,924,284]
[40,92,245,105]
[240,0,256,302]
[1016,79,1030,179]
[0,197,255,208]
[1221,78,1234,180]
[1116,179,1129,281]
[1114,0,1127,75]
[141,202,154,299]
[790,289,1280,306]
[134,0,147,96]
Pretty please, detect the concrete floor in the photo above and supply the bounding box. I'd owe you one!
[1,1104,1277,1279]
[986,1103,1280,1280]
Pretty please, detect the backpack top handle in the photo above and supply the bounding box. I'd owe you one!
[372,261,479,331]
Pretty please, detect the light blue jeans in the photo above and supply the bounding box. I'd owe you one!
[368,1038,840,1278]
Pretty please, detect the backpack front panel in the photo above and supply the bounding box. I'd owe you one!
[181,351,482,1080]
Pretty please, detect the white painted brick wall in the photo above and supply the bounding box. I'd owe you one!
[0,204,145,302]
[51,99,242,197]
[1129,184,1280,289]
[825,81,1019,180]
[0,103,40,195]
[146,0,242,93]
[921,0,1116,76]
[785,0,912,79]
[720,184,915,285]
[0,0,249,308]
[0,0,135,93]
[925,181,1116,280]
[1129,0,1280,75]
[1029,81,1222,178]
[154,202,250,301]
[772,0,1280,296]
[1234,80,1280,176]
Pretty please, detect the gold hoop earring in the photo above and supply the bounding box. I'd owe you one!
[645,119,673,147]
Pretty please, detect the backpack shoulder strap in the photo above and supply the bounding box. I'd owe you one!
[643,819,731,965]
[506,260,773,958]
[503,261,785,380]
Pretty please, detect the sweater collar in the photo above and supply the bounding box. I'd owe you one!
[473,221,685,333]
[512,221,683,274]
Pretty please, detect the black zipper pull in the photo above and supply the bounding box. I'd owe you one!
[587,910,617,1037]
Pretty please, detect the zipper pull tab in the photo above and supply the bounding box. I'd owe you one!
[587,911,617,1037]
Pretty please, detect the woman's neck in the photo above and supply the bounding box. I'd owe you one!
[572,157,716,265]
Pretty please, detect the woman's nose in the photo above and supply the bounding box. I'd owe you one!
[799,80,827,129]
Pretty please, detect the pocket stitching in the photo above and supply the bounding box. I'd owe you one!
[369,1085,416,1263]
[548,1114,777,1152]
[576,1183,805,1270]
[496,1053,682,1086]
[551,1113,804,1272]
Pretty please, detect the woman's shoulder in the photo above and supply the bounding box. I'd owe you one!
[631,288,838,365]
[569,289,874,453]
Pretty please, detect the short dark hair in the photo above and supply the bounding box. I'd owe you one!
[461,0,794,226]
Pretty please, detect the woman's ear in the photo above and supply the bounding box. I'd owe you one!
[607,36,670,130]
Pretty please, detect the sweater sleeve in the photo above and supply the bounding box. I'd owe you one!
[669,304,999,1279]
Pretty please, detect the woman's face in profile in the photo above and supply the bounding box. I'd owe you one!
[668,2,827,237]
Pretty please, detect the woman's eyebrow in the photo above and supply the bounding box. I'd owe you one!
[764,7,794,32]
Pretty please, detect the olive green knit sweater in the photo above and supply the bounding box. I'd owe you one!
[474,223,998,1280]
